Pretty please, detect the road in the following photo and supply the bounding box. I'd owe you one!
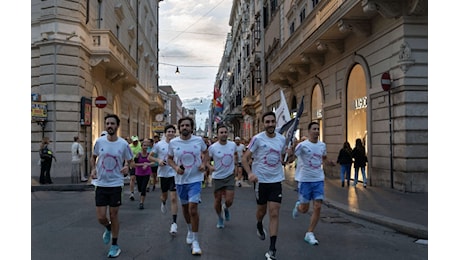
[31,182,427,259]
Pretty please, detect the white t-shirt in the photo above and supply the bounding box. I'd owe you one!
[235,143,245,163]
[71,142,84,162]
[208,141,237,179]
[153,140,176,178]
[294,140,326,182]
[248,131,286,183]
[93,137,133,187]
[168,135,207,184]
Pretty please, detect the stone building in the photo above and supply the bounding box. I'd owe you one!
[217,0,428,192]
[31,0,163,179]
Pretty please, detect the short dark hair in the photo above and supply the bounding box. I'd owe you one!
[164,124,176,132]
[73,136,79,142]
[105,114,120,125]
[217,124,228,131]
[178,116,194,129]
[308,121,319,130]
[262,111,276,122]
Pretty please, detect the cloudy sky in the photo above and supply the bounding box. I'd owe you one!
[158,0,233,130]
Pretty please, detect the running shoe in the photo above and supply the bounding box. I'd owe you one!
[107,245,121,258]
[161,202,166,214]
[216,217,224,229]
[102,229,111,244]
[191,240,202,255]
[256,224,266,240]
[304,232,319,245]
[265,249,277,260]
[170,223,178,235]
[129,193,135,201]
[222,204,230,221]
[139,203,144,210]
[186,231,194,244]
[292,201,300,219]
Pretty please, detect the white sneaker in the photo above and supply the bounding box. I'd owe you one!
[170,223,177,235]
[191,240,202,255]
[161,202,166,214]
[304,232,319,245]
[186,231,194,244]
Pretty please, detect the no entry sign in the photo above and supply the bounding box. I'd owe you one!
[381,72,391,91]
[95,96,107,108]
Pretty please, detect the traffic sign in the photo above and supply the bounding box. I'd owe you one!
[95,96,107,108]
[381,72,391,91]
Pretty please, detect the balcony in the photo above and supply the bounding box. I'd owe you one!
[150,93,165,114]
[242,94,260,116]
[89,29,138,89]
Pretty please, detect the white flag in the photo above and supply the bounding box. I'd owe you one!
[275,90,290,132]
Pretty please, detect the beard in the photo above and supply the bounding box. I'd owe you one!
[265,126,275,134]
[181,129,190,137]
[107,127,116,136]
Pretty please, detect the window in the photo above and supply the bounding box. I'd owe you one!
[299,8,306,23]
[312,0,320,8]
[290,22,295,35]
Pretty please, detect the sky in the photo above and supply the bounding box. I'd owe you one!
[158,0,233,130]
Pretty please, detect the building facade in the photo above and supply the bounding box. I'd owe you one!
[217,0,428,192]
[31,0,164,179]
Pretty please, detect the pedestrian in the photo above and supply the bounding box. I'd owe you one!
[167,116,208,256]
[352,138,368,188]
[202,136,212,188]
[234,136,246,187]
[241,111,286,260]
[133,139,154,209]
[207,124,238,229]
[71,135,86,183]
[336,141,353,187]
[152,124,179,235]
[90,114,134,258]
[148,135,160,192]
[288,121,335,246]
[129,135,142,200]
[39,137,57,184]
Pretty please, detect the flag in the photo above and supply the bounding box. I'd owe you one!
[278,118,295,135]
[285,95,304,152]
[213,85,223,113]
[275,90,290,132]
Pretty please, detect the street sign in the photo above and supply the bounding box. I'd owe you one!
[95,96,107,108]
[381,72,391,91]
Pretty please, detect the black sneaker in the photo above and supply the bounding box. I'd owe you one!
[139,203,144,210]
[265,250,276,260]
[256,224,266,240]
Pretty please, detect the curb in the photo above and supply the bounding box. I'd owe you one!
[324,199,428,240]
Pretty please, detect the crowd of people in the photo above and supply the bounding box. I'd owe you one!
[38,112,369,259]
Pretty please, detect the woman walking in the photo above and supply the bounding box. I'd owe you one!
[336,141,353,187]
[352,138,367,188]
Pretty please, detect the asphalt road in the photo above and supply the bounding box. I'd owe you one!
[31,182,427,260]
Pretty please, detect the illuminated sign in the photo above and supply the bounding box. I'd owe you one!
[354,96,368,110]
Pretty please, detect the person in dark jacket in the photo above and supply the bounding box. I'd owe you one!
[336,141,353,187]
[352,138,367,187]
[39,137,56,184]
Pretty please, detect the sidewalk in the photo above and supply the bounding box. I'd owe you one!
[31,175,428,240]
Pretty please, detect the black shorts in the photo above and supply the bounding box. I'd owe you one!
[95,186,123,207]
[129,167,136,176]
[254,182,282,205]
[159,176,176,193]
[151,166,159,174]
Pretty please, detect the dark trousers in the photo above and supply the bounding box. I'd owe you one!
[40,160,53,184]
